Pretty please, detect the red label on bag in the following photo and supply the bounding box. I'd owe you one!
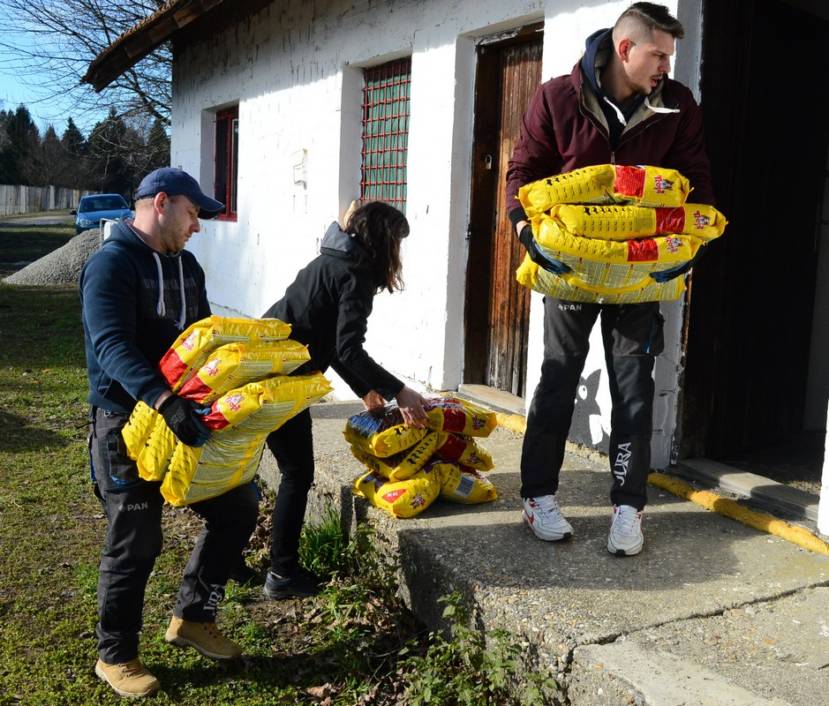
[614,165,645,197]
[627,239,659,261]
[159,349,188,386]
[654,207,685,234]
[436,433,467,460]
[441,408,466,433]
[178,376,211,402]
[382,489,407,503]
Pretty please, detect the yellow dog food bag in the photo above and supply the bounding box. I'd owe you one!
[433,432,494,471]
[177,340,310,404]
[159,316,293,391]
[549,203,726,241]
[533,215,707,266]
[514,213,708,304]
[352,466,442,519]
[159,372,331,506]
[123,373,330,505]
[432,462,498,504]
[344,406,429,458]
[516,255,686,304]
[121,402,178,481]
[518,164,690,217]
[350,432,439,482]
[424,397,497,438]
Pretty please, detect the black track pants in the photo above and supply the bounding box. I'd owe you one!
[90,407,258,663]
[520,297,664,510]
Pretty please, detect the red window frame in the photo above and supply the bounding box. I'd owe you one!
[214,106,238,220]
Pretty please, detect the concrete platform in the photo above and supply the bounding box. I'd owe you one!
[259,401,829,705]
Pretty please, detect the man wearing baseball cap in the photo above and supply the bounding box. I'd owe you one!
[80,168,258,698]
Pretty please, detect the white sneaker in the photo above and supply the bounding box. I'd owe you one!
[522,495,573,541]
[607,505,644,556]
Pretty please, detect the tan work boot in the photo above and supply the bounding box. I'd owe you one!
[164,616,242,660]
[95,658,160,698]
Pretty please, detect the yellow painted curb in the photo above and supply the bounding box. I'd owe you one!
[495,412,527,434]
[648,472,829,557]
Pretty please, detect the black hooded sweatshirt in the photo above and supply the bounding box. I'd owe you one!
[263,222,404,401]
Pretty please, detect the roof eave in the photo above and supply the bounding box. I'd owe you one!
[83,0,226,92]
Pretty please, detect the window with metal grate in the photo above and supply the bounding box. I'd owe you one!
[360,58,411,211]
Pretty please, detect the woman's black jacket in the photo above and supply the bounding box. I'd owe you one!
[263,222,404,400]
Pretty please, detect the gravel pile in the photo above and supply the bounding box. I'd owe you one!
[4,228,102,286]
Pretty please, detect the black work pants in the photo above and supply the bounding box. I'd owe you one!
[90,407,258,664]
[520,297,664,510]
[265,408,315,576]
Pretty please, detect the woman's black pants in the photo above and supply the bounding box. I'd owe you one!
[265,408,315,575]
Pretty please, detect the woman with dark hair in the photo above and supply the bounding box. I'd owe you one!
[258,201,428,599]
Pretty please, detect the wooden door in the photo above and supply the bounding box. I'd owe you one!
[464,30,542,396]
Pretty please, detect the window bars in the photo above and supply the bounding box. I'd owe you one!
[360,58,411,211]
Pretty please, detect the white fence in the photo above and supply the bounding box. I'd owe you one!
[0,184,90,216]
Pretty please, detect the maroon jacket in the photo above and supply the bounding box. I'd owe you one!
[506,62,715,223]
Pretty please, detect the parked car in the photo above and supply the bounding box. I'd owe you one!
[71,193,133,234]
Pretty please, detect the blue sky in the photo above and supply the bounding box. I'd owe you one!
[1,74,68,133]
[0,19,111,136]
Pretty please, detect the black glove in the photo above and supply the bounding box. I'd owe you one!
[158,395,211,447]
[518,224,571,275]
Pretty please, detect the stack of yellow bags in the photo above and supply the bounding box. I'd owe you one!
[515,164,727,304]
[121,316,331,506]
[347,398,498,518]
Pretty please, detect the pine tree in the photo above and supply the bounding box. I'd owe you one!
[60,118,91,189]
[0,110,12,183]
[40,125,65,186]
[87,107,130,195]
[2,105,41,185]
[145,119,170,172]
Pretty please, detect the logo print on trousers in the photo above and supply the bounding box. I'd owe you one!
[613,443,631,486]
[119,501,149,512]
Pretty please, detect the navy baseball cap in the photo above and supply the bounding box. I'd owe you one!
[134,167,225,219]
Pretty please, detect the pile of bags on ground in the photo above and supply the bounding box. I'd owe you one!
[515,164,727,304]
[122,316,331,506]
[348,398,499,518]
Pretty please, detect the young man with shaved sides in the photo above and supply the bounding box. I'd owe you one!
[506,3,715,556]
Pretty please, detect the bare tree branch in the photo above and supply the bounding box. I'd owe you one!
[0,0,170,127]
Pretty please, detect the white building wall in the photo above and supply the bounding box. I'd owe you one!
[171,0,705,469]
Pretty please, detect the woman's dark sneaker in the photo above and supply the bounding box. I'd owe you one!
[262,567,323,599]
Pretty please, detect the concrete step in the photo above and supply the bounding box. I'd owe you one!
[570,641,789,705]
[571,585,829,705]
[258,401,829,705]
[677,458,820,523]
